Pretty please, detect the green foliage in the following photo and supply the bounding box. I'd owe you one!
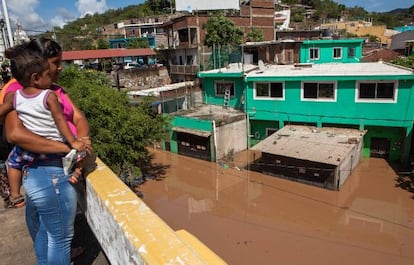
[312,0,345,20]
[127,38,150,48]
[202,13,243,47]
[59,66,170,176]
[96,38,109,49]
[391,56,414,69]
[246,27,264,42]
[146,0,171,14]
[366,34,379,43]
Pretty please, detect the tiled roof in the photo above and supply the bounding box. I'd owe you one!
[361,49,400,63]
[62,48,156,60]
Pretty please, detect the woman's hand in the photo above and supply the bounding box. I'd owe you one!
[79,136,92,155]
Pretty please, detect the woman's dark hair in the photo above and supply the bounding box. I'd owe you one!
[34,37,62,59]
[4,40,49,87]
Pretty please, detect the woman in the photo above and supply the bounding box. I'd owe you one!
[4,38,91,265]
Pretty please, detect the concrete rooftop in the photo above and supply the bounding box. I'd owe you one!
[251,125,366,166]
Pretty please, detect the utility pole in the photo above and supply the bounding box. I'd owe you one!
[1,0,13,47]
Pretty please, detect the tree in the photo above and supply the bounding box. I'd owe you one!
[391,56,414,69]
[127,38,150,48]
[96,38,109,49]
[145,0,170,14]
[59,66,170,177]
[246,27,264,42]
[202,13,243,47]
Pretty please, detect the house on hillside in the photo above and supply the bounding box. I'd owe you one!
[390,30,414,56]
[161,0,276,83]
[241,38,363,66]
[320,20,396,47]
[61,48,156,69]
[242,40,302,65]
[127,81,201,114]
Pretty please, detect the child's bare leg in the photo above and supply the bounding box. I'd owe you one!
[7,167,22,199]
[69,164,82,184]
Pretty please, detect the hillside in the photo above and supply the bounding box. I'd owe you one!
[42,0,413,51]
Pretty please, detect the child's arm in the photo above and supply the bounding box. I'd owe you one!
[46,92,85,151]
[5,110,71,154]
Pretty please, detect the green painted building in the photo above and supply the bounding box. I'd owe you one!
[197,61,414,164]
[300,39,363,64]
[244,62,414,164]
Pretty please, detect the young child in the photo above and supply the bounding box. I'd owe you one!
[0,41,86,208]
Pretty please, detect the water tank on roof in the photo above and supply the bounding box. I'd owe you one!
[322,28,332,37]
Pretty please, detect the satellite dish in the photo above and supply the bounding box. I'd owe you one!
[187,5,192,13]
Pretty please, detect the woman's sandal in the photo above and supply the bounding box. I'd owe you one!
[4,195,26,208]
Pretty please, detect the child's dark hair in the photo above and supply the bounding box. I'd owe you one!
[5,40,49,87]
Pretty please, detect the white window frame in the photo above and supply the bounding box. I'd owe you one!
[254,82,285,100]
[301,81,337,102]
[215,81,235,97]
[355,81,398,103]
[309,47,320,60]
[333,47,342,59]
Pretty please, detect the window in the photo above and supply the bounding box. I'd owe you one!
[302,82,336,101]
[348,47,356,58]
[333,47,342,59]
[186,55,193,65]
[215,81,235,97]
[255,82,284,99]
[357,81,397,102]
[309,48,320,60]
[266,128,278,137]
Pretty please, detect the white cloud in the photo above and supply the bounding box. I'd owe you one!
[6,0,46,31]
[50,7,77,28]
[76,0,108,17]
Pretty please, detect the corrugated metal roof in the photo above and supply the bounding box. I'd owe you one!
[127,81,194,96]
[251,125,366,166]
[62,48,156,60]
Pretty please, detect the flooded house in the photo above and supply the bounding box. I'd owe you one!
[250,125,366,190]
[160,38,414,189]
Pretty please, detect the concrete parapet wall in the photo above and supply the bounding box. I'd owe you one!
[85,158,227,265]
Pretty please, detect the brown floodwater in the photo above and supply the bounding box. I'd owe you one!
[140,149,414,265]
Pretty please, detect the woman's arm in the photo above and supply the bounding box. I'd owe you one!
[5,110,71,154]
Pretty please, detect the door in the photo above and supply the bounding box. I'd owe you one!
[177,132,211,161]
[370,137,390,159]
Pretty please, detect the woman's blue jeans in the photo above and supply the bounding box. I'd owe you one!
[23,160,77,265]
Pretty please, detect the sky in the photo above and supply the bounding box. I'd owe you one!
[0,0,413,34]
[2,0,146,33]
[333,0,414,13]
